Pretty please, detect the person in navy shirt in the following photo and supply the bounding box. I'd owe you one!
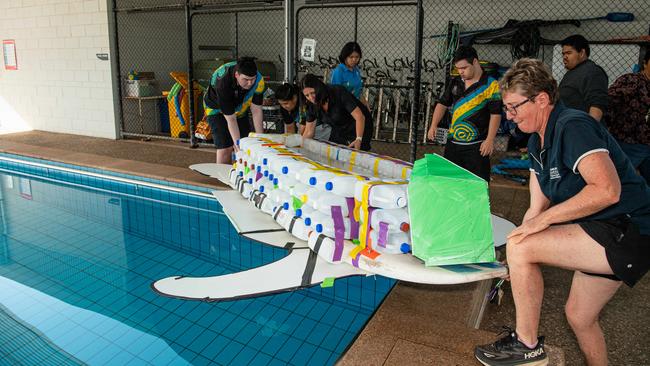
[475,58,650,366]
[330,42,364,101]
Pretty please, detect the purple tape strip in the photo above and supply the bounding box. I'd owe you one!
[331,205,345,262]
[255,172,262,182]
[378,221,389,248]
[345,197,359,238]
[351,252,360,268]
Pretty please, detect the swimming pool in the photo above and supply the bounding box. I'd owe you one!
[0,154,395,365]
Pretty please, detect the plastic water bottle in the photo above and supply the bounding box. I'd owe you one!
[354,181,408,209]
[280,159,312,177]
[276,175,298,191]
[303,210,328,227]
[324,175,365,197]
[366,207,410,233]
[368,229,411,254]
[313,215,353,239]
[289,182,310,203]
[312,192,350,217]
[284,133,303,147]
[295,205,315,219]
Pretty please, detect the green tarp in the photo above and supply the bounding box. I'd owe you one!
[408,154,495,266]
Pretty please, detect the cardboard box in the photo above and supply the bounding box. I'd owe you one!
[124,79,156,97]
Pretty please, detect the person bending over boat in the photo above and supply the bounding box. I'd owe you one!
[300,74,372,151]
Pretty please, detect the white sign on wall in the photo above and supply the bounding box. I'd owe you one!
[300,38,317,62]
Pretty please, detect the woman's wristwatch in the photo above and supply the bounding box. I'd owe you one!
[355,136,363,142]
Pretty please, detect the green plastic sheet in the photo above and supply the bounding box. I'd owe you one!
[408,154,495,266]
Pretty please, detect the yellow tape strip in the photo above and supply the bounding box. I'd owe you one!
[349,152,357,172]
[373,159,380,177]
[349,180,407,258]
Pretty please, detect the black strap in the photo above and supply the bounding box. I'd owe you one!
[288,216,299,233]
[301,250,319,286]
[240,228,286,235]
[273,206,283,220]
[313,234,327,254]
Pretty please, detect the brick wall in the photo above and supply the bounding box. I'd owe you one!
[0,0,117,138]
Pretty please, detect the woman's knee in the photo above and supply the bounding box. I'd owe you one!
[505,238,535,265]
[565,299,597,331]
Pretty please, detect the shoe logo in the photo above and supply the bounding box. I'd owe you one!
[525,348,544,359]
[483,353,496,358]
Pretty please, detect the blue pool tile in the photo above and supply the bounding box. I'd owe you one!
[188,329,218,355]
[274,336,302,363]
[212,340,245,365]
[248,351,274,366]
[289,342,318,365]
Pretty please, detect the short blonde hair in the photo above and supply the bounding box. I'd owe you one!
[499,58,559,104]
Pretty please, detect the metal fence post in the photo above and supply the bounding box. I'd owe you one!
[186,0,197,148]
[410,0,424,163]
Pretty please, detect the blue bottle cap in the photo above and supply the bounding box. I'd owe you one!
[282,167,288,174]
[256,166,261,172]
[264,170,268,177]
[273,178,278,185]
[248,178,252,184]
[259,186,265,193]
[269,174,274,181]
[263,158,268,165]
[315,224,323,232]
[304,218,311,226]
[296,209,302,217]
[325,182,333,191]
[283,202,289,210]
[400,243,411,253]
[309,177,317,185]
[238,171,243,177]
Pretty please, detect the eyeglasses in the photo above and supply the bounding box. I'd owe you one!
[502,97,535,116]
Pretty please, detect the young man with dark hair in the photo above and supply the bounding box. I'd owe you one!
[559,34,608,121]
[203,57,265,163]
[426,45,502,182]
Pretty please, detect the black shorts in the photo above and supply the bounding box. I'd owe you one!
[207,113,251,149]
[443,141,490,182]
[578,215,650,287]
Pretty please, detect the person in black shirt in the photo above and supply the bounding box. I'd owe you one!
[475,58,650,366]
[558,35,608,121]
[299,74,372,151]
[203,57,265,163]
[274,83,304,134]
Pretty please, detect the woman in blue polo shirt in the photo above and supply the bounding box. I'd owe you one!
[474,58,650,366]
[330,42,364,101]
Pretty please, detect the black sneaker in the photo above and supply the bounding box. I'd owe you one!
[474,327,548,366]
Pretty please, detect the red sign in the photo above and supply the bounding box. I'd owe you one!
[3,40,18,70]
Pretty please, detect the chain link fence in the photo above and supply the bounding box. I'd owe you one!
[114,1,285,143]
[113,0,649,165]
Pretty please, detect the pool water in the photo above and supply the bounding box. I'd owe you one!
[0,156,395,365]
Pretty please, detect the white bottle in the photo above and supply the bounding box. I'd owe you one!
[313,216,353,239]
[249,189,276,215]
[294,205,315,219]
[302,187,325,208]
[324,175,364,197]
[312,192,350,217]
[303,210,329,227]
[354,181,408,209]
[368,229,411,254]
[268,187,291,205]
[366,207,410,233]
[289,182,310,201]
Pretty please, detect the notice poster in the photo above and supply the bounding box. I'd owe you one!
[3,40,17,70]
[300,38,316,62]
